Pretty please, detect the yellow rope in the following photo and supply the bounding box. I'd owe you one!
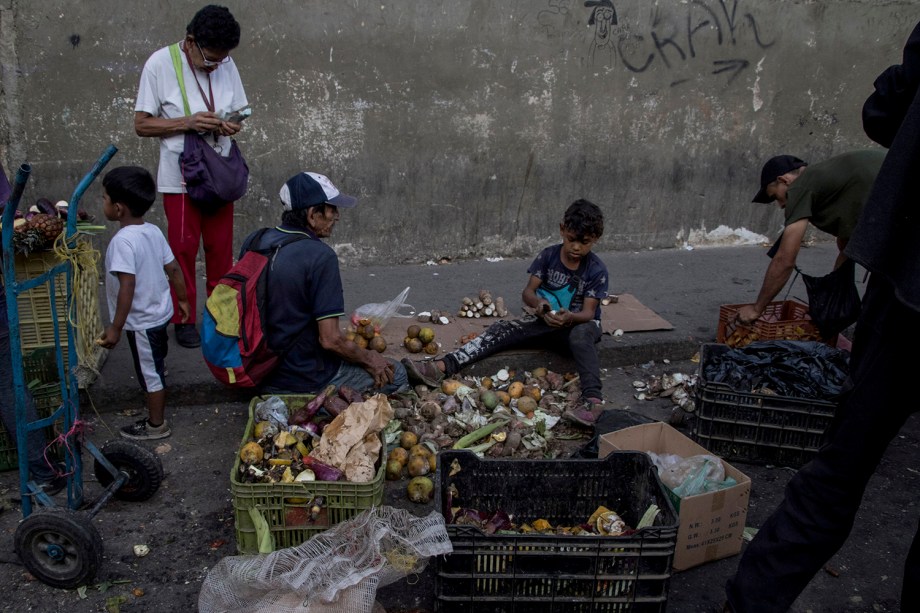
[52,232,103,377]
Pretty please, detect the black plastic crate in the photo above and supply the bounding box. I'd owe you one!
[435,450,679,613]
[693,343,838,468]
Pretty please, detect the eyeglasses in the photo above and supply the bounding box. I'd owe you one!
[196,41,231,67]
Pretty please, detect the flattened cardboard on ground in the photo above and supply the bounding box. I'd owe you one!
[601,293,673,334]
[599,422,751,572]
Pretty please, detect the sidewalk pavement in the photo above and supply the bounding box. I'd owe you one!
[84,242,843,410]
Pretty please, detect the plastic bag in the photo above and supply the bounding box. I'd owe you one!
[254,396,289,429]
[648,452,725,492]
[800,259,861,338]
[350,286,414,331]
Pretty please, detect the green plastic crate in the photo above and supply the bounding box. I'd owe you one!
[230,394,385,554]
[0,382,62,472]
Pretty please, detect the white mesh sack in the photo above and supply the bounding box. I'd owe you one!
[198,506,452,613]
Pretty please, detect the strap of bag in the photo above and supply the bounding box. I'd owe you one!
[169,44,191,116]
[248,228,313,356]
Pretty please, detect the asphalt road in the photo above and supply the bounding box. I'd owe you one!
[0,242,915,612]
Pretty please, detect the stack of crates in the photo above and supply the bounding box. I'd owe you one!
[230,395,386,554]
[435,450,679,612]
[14,247,105,378]
[0,246,104,471]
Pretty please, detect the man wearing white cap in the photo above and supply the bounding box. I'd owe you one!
[238,171,408,395]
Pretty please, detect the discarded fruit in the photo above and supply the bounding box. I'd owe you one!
[523,385,542,401]
[388,447,409,465]
[239,441,263,464]
[517,396,537,414]
[386,459,404,481]
[369,336,387,353]
[423,341,438,355]
[441,379,462,395]
[418,327,435,344]
[407,324,421,339]
[508,381,524,399]
[480,389,499,410]
[253,421,273,439]
[400,431,418,449]
[495,390,511,406]
[481,376,493,390]
[407,476,435,503]
[409,443,432,458]
[407,455,430,477]
[404,337,423,353]
[531,367,548,379]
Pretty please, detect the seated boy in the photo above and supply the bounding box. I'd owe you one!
[403,199,609,427]
[97,166,190,440]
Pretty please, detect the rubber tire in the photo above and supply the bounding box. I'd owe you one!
[14,508,104,589]
[93,439,164,502]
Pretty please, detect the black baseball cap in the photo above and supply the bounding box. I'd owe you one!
[752,155,808,203]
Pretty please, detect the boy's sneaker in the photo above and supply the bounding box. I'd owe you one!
[174,323,200,348]
[562,397,605,428]
[120,418,171,441]
[400,358,445,388]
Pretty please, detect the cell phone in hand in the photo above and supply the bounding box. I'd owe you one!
[225,106,252,123]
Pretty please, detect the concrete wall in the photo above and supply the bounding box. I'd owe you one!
[1,0,916,265]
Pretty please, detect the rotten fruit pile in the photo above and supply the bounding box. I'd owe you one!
[236,386,365,484]
[403,324,438,354]
[345,317,387,353]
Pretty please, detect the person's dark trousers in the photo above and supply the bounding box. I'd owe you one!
[441,314,604,399]
[0,327,57,482]
[725,275,920,612]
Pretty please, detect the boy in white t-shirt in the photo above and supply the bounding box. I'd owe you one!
[98,166,190,440]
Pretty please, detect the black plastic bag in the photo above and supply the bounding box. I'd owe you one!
[800,259,861,338]
[703,340,849,400]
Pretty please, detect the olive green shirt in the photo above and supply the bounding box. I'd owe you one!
[784,149,886,239]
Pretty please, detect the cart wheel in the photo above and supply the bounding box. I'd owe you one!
[14,508,103,589]
[93,440,164,502]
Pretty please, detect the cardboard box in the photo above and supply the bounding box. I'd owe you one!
[599,422,751,571]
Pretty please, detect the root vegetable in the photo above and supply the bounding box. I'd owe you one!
[420,400,441,421]
[503,431,522,456]
[302,456,344,481]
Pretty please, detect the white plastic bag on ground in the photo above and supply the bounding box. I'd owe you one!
[198,506,452,613]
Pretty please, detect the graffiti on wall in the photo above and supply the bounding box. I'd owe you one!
[578,0,775,85]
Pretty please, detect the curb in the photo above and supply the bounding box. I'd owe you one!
[83,336,705,411]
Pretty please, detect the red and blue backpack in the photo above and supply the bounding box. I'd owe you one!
[201,229,307,387]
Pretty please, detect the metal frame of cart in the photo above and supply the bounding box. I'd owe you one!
[1,146,164,589]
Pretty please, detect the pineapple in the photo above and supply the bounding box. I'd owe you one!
[12,224,47,255]
[28,213,64,244]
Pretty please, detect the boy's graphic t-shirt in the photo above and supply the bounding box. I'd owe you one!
[527,244,609,320]
[105,223,175,331]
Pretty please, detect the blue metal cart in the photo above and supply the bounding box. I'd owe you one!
[2,146,164,588]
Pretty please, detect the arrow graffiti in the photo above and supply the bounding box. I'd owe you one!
[712,59,750,84]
